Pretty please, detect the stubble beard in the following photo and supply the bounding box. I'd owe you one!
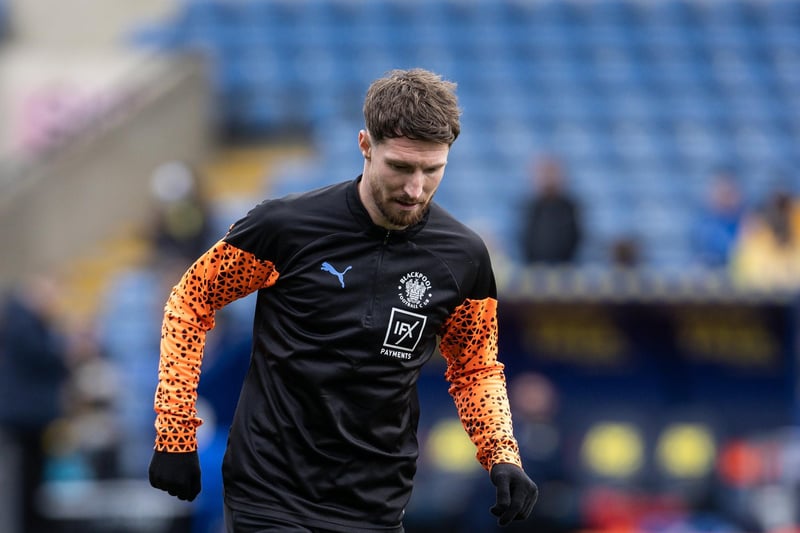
[371,181,430,229]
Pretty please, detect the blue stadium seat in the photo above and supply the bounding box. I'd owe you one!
[585,0,643,27]
[705,0,763,29]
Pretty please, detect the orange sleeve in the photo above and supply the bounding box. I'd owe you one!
[154,240,279,452]
[438,297,521,471]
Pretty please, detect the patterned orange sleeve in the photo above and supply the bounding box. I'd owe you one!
[438,297,522,471]
[154,240,279,452]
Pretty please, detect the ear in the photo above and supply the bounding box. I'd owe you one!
[358,130,371,160]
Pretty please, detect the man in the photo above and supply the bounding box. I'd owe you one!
[520,154,582,265]
[0,274,70,533]
[692,168,744,268]
[149,68,538,532]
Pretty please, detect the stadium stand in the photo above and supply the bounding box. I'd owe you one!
[129,0,800,271]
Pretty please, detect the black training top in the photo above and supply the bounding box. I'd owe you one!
[153,178,521,532]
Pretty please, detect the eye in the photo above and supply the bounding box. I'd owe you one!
[425,165,444,175]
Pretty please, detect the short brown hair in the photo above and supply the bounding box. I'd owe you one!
[363,68,461,146]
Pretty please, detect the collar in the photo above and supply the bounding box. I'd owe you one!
[345,176,428,242]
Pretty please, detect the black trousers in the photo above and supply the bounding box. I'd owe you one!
[224,504,404,533]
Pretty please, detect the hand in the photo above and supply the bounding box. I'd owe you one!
[489,463,538,527]
[148,450,201,502]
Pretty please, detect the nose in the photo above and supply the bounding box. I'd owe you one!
[403,171,425,200]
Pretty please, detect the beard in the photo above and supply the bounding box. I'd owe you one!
[369,178,431,228]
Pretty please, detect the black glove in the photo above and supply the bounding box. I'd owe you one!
[148,450,201,502]
[489,463,538,527]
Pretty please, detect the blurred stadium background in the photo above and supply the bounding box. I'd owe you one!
[1,0,800,532]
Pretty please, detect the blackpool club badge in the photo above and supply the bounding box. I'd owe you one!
[398,271,432,309]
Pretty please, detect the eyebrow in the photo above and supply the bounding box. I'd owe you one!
[384,156,447,171]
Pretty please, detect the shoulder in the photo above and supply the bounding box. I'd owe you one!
[425,203,491,262]
[421,204,497,299]
[251,181,349,221]
[223,180,350,256]
[232,181,349,232]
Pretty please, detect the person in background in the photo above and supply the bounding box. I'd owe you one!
[520,154,583,265]
[731,181,800,291]
[692,168,746,268]
[0,274,70,533]
[609,235,642,269]
[459,371,577,532]
[149,160,215,266]
[147,68,538,532]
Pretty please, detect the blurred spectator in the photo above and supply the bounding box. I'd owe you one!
[731,183,800,291]
[505,372,577,532]
[692,169,746,268]
[96,255,185,479]
[148,160,215,265]
[609,235,642,269]
[457,372,578,532]
[509,373,561,482]
[192,306,254,533]
[56,322,121,481]
[520,154,583,265]
[0,274,70,533]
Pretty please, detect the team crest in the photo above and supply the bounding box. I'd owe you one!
[398,271,432,309]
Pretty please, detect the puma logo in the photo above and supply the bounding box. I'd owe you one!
[321,261,352,288]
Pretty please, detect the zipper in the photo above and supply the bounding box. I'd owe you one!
[363,230,391,328]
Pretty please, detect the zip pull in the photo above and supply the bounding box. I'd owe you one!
[384,230,391,245]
